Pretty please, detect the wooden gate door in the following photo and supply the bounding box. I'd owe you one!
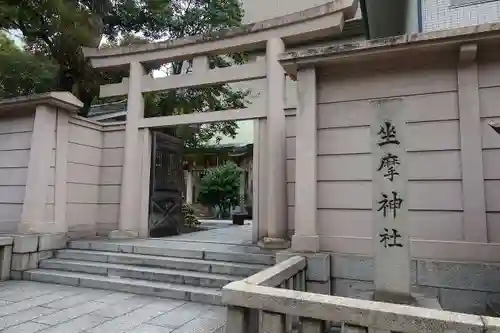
[149,131,185,237]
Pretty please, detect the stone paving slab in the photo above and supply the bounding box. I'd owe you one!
[70,237,272,256]
[166,224,253,245]
[0,281,226,333]
[69,224,270,255]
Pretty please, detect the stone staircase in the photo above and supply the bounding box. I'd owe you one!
[23,239,274,306]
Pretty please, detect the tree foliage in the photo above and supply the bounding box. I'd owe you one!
[198,162,242,218]
[0,0,248,146]
[0,32,58,98]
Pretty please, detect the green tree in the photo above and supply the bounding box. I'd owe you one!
[0,32,57,98]
[0,0,249,146]
[198,162,242,218]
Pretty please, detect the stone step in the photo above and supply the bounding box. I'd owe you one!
[39,259,240,288]
[68,240,275,265]
[56,249,267,276]
[24,269,222,305]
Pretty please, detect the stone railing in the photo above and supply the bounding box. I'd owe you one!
[223,256,306,332]
[222,256,500,333]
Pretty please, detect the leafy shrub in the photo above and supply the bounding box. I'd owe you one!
[198,162,242,218]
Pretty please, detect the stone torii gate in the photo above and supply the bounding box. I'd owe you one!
[82,0,358,248]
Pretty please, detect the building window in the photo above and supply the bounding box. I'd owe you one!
[450,0,498,8]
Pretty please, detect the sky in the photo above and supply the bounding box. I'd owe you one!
[209,120,254,146]
[6,30,24,48]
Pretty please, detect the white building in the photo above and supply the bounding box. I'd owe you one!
[422,0,500,32]
[361,0,500,36]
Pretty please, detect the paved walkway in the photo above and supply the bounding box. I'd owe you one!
[166,223,253,245]
[0,281,225,333]
[77,225,272,257]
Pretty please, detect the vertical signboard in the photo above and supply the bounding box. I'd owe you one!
[371,98,411,296]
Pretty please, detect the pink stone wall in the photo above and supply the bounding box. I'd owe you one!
[64,117,125,238]
[287,49,500,261]
[0,114,35,232]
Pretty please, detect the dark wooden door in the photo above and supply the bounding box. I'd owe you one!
[149,131,185,237]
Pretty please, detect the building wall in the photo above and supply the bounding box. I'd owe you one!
[314,60,463,245]
[478,51,500,243]
[287,44,500,263]
[422,0,500,32]
[0,114,34,232]
[285,36,500,315]
[98,126,125,235]
[65,118,103,238]
[62,117,125,238]
[331,253,500,315]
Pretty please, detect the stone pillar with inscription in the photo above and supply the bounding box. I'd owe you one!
[368,98,441,310]
[371,98,411,303]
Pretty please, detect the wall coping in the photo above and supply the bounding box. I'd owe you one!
[279,23,500,74]
[0,92,83,114]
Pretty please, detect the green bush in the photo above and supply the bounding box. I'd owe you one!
[198,162,242,219]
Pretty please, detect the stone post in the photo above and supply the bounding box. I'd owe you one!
[0,92,80,279]
[259,38,289,249]
[115,62,146,238]
[457,43,487,242]
[292,66,320,253]
[19,105,58,234]
[20,93,82,234]
[371,98,411,302]
[253,119,268,243]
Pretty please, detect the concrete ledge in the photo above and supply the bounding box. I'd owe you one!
[11,253,33,271]
[277,251,330,282]
[482,316,500,332]
[329,253,500,314]
[0,237,13,247]
[108,230,139,239]
[291,235,320,253]
[38,233,67,251]
[417,260,500,293]
[11,251,52,271]
[258,237,290,250]
[331,254,500,293]
[8,233,67,278]
[69,240,134,253]
[67,230,98,240]
[307,280,331,295]
[11,234,39,253]
[331,254,416,285]
[0,92,82,114]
